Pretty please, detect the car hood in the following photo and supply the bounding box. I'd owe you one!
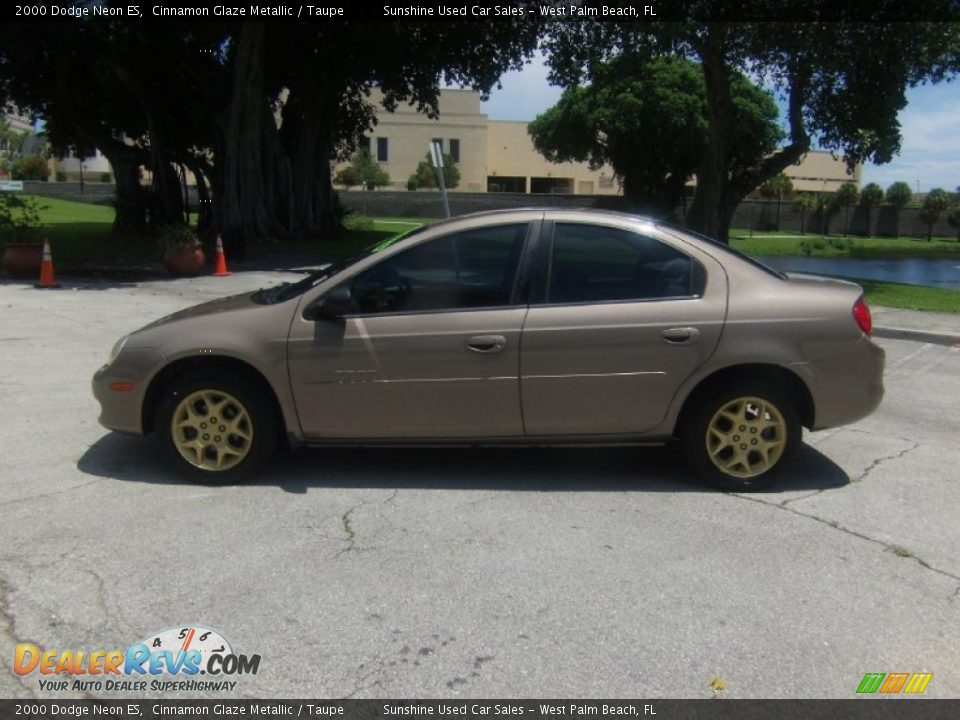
[137,291,260,332]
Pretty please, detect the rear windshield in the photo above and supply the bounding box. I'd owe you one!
[658,223,786,280]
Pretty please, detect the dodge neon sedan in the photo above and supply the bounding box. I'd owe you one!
[93,209,885,490]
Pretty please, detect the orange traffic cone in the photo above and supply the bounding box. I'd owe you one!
[212,234,230,276]
[35,238,60,288]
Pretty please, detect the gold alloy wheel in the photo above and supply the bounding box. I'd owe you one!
[705,396,787,479]
[170,389,254,471]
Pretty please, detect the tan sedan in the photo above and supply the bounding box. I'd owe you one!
[93,209,884,490]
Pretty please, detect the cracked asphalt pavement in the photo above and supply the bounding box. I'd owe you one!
[1,273,958,699]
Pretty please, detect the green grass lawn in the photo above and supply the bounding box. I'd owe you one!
[730,230,960,258]
[12,196,157,268]
[6,198,958,312]
[4,196,428,270]
[828,277,960,314]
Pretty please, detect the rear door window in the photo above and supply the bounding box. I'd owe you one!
[548,223,705,304]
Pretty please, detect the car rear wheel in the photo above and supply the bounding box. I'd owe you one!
[682,382,800,491]
[156,372,279,483]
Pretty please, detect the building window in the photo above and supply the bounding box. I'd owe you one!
[449,139,460,163]
[432,138,443,153]
[377,137,389,162]
[359,136,371,156]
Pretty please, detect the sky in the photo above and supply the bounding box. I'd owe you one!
[478,53,960,194]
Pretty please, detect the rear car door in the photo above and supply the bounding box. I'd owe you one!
[520,220,727,436]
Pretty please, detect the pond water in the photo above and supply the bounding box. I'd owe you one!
[753,255,960,291]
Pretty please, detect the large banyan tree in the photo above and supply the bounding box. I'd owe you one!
[0,19,540,253]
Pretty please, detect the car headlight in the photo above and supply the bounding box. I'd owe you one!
[108,335,129,365]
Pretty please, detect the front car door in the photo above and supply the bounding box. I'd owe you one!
[520,218,728,436]
[287,220,537,439]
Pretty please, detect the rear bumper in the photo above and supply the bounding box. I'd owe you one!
[807,337,885,430]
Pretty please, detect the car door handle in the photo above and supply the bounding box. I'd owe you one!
[465,335,506,353]
[661,327,700,344]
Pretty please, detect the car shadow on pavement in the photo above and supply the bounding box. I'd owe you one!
[77,433,850,494]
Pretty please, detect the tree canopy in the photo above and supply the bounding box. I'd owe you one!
[528,56,781,217]
[0,20,539,251]
[541,7,960,241]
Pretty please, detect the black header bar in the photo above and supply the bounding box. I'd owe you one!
[5,0,960,23]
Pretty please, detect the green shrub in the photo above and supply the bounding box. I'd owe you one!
[827,237,853,251]
[12,155,48,181]
[157,224,200,256]
[99,172,111,183]
[55,171,67,182]
[0,193,47,242]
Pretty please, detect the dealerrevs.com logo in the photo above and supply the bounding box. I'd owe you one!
[13,625,260,693]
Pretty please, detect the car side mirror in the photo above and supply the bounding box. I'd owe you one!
[307,286,353,321]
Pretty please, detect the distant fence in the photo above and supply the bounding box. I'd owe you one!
[730,200,958,239]
[20,182,958,239]
[22,180,119,204]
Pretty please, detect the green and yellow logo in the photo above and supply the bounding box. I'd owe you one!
[857,672,933,694]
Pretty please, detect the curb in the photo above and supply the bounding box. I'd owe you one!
[873,326,960,347]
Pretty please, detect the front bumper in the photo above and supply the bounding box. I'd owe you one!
[91,347,165,435]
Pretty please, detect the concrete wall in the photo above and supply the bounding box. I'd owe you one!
[732,199,957,238]
[344,191,959,239]
[19,182,956,240]
[21,180,118,203]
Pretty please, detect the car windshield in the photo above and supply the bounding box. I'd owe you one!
[658,222,787,280]
[251,224,429,305]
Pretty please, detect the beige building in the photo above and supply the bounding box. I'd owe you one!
[341,89,858,196]
[779,149,860,193]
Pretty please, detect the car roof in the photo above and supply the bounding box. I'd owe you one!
[438,207,661,226]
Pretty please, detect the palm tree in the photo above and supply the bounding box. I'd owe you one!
[835,182,859,237]
[885,182,913,238]
[758,173,794,231]
[919,188,949,241]
[792,194,816,235]
[858,183,884,237]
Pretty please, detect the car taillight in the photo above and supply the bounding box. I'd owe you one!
[853,297,872,336]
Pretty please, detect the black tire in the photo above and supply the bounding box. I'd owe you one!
[681,381,801,491]
[155,371,280,484]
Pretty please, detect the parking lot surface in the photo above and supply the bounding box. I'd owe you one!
[1,273,958,699]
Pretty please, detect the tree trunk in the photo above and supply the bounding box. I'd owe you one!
[688,36,813,244]
[185,157,213,236]
[109,153,147,234]
[282,88,342,238]
[111,63,185,229]
[215,22,288,258]
[685,40,734,242]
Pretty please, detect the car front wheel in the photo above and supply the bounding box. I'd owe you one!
[682,382,800,491]
[156,372,279,483]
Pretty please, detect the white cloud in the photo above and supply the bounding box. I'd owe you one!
[479,52,563,121]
